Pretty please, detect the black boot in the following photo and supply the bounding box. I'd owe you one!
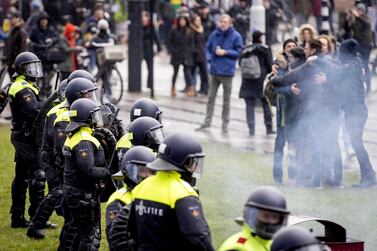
[11,217,29,228]
[26,223,46,239]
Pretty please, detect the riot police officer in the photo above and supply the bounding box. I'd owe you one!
[112,116,164,176]
[28,72,99,238]
[271,226,323,251]
[114,97,162,158]
[128,133,215,251]
[219,186,290,251]
[59,98,110,250]
[129,97,163,123]
[8,51,45,228]
[26,79,68,238]
[106,146,156,250]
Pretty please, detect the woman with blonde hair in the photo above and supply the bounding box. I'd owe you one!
[298,24,316,47]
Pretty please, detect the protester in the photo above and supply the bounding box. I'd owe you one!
[239,30,274,136]
[196,14,243,133]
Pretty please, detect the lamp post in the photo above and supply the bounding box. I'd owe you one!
[128,0,145,92]
[249,0,265,40]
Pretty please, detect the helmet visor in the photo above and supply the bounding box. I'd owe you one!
[83,90,100,105]
[148,126,165,144]
[91,108,104,128]
[244,207,288,239]
[24,61,43,78]
[185,155,205,179]
[125,161,153,184]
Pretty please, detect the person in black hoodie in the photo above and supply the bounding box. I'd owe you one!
[3,8,27,77]
[239,31,273,136]
[167,13,194,97]
[338,39,376,188]
[142,11,162,92]
[29,11,60,97]
[190,14,208,95]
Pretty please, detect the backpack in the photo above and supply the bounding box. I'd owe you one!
[240,45,261,80]
[263,72,277,107]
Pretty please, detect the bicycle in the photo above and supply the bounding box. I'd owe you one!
[95,45,126,105]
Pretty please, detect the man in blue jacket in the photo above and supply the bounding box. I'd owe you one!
[196,14,243,133]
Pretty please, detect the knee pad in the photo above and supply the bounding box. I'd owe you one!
[32,170,46,189]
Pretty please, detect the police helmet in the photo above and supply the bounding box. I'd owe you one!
[271,226,322,251]
[67,69,96,84]
[129,98,162,122]
[113,146,156,189]
[66,98,103,132]
[14,52,43,80]
[243,186,290,240]
[127,117,164,152]
[65,77,98,105]
[147,133,205,179]
[57,79,69,102]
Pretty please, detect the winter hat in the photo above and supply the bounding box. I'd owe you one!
[339,39,359,58]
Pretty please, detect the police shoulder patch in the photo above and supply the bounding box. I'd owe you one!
[57,130,65,138]
[23,94,32,103]
[79,148,88,158]
[188,206,201,219]
[108,210,118,221]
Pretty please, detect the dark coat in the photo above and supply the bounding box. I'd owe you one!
[271,56,339,115]
[239,43,273,99]
[29,24,59,62]
[191,26,207,63]
[143,25,161,60]
[167,27,194,66]
[4,25,27,69]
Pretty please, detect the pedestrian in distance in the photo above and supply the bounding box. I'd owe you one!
[196,14,243,133]
[239,30,274,136]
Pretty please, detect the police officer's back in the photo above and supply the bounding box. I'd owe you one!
[219,186,290,251]
[128,133,215,251]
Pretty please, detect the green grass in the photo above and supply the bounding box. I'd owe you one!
[0,124,376,250]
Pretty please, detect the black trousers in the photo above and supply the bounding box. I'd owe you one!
[144,56,154,89]
[172,64,192,89]
[60,186,101,250]
[244,97,273,134]
[345,107,376,181]
[10,132,45,219]
[192,60,209,93]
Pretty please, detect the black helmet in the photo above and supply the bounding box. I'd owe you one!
[271,226,321,251]
[14,52,43,80]
[113,146,156,189]
[65,77,98,105]
[127,117,164,151]
[67,69,96,84]
[66,98,103,132]
[147,133,205,179]
[129,98,162,122]
[243,186,290,240]
[57,79,69,102]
